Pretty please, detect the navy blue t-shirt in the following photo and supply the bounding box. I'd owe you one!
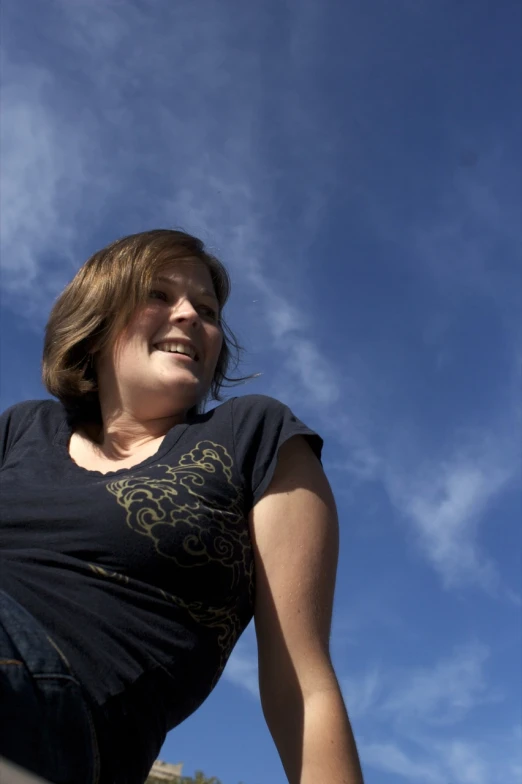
[0,394,322,730]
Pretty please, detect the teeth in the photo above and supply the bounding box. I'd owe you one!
[156,342,197,359]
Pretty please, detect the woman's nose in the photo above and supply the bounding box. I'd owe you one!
[170,298,199,323]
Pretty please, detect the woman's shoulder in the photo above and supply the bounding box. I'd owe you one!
[205,394,321,451]
[203,395,323,507]
[208,394,290,419]
[0,398,63,463]
[1,397,59,425]
[196,394,291,436]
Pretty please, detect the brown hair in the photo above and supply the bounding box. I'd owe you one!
[42,229,249,423]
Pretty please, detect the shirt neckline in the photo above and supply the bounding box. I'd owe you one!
[53,407,190,478]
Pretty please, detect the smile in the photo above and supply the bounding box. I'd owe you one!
[153,341,199,361]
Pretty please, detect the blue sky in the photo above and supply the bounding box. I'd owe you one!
[1,1,521,782]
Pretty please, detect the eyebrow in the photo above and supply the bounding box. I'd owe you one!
[155,275,219,303]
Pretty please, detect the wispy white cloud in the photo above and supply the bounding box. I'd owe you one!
[223,625,259,699]
[419,731,522,784]
[443,740,489,784]
[510,724,522,780]
[342,641,494,728]
[0,63,94,301]
[223,648,259,700]
[359,736,521,784]
[384,434,518,593]
[344,644,522,783]
[284,339,341,406]
[341,667,382,720]
[359,740,444,784]
[381,642,494,727]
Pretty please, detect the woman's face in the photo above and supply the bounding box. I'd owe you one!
[95,259,223,419]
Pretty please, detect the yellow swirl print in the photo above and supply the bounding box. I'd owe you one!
[158,588,243,687]
[88,564,130,585]
[102,440,254,676]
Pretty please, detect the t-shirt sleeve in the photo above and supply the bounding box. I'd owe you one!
[231,394,324,511]
[0,400,44,468]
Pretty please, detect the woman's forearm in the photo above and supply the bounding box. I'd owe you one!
[266,682,365,784]
[299,687,364,784]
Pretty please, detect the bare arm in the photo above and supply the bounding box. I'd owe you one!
[249,435,365,784]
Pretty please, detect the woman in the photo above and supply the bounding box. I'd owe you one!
[0,230,364,784]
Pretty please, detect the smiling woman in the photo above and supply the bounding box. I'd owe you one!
[0,229,364,784]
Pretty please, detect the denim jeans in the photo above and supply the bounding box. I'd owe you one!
[0,589,100,784]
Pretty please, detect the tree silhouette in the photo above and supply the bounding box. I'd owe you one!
[181,774,222,784]
[146,766,240,784]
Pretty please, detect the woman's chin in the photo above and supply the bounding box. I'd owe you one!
[158,375,207,404]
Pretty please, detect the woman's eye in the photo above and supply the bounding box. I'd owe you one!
[199,305,219,321]
[149,290,167,301]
